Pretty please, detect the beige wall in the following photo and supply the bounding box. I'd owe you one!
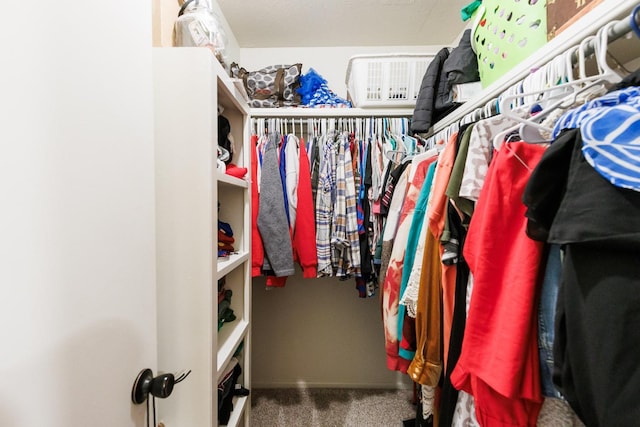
[152,0,178,47]
[252,271,413,389]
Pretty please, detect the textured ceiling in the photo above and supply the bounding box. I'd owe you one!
[217,0,472,48]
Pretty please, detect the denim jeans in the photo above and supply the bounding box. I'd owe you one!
[538,244,563,398]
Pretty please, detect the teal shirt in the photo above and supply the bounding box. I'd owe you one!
[398,160,438,361]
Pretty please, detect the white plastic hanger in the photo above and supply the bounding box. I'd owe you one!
[520,22,624,142]
[496,25,623,145]
[408,142,440,181]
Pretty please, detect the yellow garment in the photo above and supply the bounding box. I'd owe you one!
[407,228,443,386]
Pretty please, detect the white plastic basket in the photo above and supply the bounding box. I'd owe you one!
[345,54,434,108]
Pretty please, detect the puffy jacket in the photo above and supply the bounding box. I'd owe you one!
[443,29,480,85]
[411,48,460,134]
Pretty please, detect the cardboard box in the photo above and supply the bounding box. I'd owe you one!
[547,0,604,40]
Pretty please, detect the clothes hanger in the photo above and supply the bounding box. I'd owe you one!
[497,31,614,144]
[594,20,625,82]
[406,135,429,181]
[410,139,441,168]
[496,47,580,145]
[404,134,417,154]
[385,120,409,164]
[518,22,624,143]
[502,136,533,172]
[492,108,530,150]
[384,149,407,165]
[460,109,473,126]
[631,4,640,39]
[499,62,555,129]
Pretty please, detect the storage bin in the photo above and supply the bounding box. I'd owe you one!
[345,54,433,108]
[472,0,548,88]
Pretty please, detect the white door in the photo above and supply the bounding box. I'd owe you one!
[0,1,158,426]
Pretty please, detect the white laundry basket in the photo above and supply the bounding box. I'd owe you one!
[345,54,433,108]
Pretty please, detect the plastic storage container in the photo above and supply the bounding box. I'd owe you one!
[472,0,548,87]
[345,54,433,108]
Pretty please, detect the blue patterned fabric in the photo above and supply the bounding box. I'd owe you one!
[552,87,640,191]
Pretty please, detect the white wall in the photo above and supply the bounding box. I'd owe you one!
[240,45,446,99]
[210,0,241,69]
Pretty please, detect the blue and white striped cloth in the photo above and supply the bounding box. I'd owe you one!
[552,86,640,191]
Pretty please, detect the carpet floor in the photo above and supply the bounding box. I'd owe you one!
[250,388,416,427]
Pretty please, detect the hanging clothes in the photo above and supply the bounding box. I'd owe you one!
[420,130,460,383]
[357,139,376,297]
[290,137,318,278]
[332,134,361,278]
[397,158,439,363]
[257,132,295,277]
[251,116,413,293]
[437,200,471,427]
[377,166,410,290]
[251,134,265,277]
[458,113,526,203]
[382,154,436,371]
[377,161,411,284]
[315,132,338,277]
[265,134,318,287]
[524,127,640,425]
[450,141,547,427]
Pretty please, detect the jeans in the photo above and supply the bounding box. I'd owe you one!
[538,244,563,398]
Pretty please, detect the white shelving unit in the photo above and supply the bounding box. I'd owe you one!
[154,47,251,427]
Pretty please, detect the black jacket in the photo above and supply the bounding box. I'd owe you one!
[411,48,460,134]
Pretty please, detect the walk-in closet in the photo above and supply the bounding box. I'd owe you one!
[4,1,640,426]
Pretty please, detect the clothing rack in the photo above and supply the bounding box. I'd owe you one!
[250,107,414,118]
[426,0,640,144]
[250,116,412,140]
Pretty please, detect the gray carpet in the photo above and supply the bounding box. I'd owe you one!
[250,388,416,427]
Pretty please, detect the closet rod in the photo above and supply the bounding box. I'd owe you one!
[250,107,413,118]
[430,0,640,134]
